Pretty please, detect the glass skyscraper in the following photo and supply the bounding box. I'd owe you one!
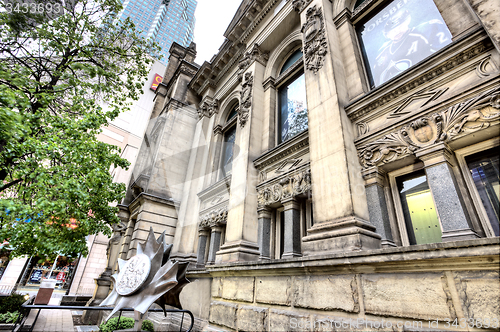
[117,0,197,64]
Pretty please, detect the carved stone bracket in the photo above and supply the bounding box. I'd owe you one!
[292,0,313,13]
[257,168,311,207]
[198,99,219,119]
[199,206,228,229]
[238,43,269,81]
[301,5,327,74]
[239,72,253,127]
[358,87,500,169]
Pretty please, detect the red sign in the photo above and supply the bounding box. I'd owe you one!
[150,74,163,91]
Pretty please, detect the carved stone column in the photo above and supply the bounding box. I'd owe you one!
[257,207,272,260]
[281,198,302,258]
[216,56,267,263]
[207,226,223,265]
[196,229,210,267]
[415,143,479,242]
[362,167,396,247]
[295,0,380,255]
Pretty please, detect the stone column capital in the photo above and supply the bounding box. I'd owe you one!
[263,77,276,91]
[211,226,224,234]
[361,166,387,187]
[213,125,223,136]
[198,228,210,237]
[415,143,455,168]
[282,197,300,211]
[257,206,273,218]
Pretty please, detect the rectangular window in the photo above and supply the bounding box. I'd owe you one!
[356,0,452,87]
[396,170,442,245]
[465,147,500,236]
[278,72,308,144]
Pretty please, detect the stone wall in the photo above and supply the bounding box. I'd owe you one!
[182,239,500,331]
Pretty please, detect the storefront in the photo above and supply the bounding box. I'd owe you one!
[19,255,79,291]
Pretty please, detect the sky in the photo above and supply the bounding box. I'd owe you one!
[192,0,243,64]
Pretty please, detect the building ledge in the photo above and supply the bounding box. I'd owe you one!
[201,237,499,276]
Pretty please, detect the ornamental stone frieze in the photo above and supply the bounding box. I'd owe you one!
[238,43,269,81]
[257,168,312,207]
[199,206,228,229]
[292,0,313,13]
[358,86,500,169]
[301,5,327,73]
[239,72,253,127]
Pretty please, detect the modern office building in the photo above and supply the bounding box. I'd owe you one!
[117,0,197,64]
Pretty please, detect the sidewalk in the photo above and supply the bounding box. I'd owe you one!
[25,294,75,332]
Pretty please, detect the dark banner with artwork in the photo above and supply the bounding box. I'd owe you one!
[357,0,452,87]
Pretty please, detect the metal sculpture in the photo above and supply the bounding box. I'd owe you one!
[100,227,189,330]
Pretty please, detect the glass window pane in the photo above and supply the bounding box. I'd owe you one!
[221,126,236,177]
[466,148,500,236]
[279,73,308,143]
[397,170,442,245]
[357,0,452,87]
[279,49,303,75]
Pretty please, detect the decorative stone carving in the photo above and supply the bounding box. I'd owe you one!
[199,206,228,229]
[292,0,313,13]
[388,88,449,119]
[257,169,312,207]
[198,99,219,119]
[239,72,253,127]
[238,43,269,81]
[301,5,327,74]
[357,122,369,136]
[358,87,500,169]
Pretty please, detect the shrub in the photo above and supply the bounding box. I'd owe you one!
[0,294,25,314]
[0,311,20,323]
[99,316,154,332]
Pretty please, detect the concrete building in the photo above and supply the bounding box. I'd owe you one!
[102,0,499,330]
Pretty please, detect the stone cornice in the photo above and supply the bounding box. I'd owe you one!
[346,30,490,123]
[254,131,309,170]
[333,7,352,28]
[198,176,232,202]
[165,59,199,93]
[128,192,179,213]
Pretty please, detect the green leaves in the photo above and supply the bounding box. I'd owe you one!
[0,0,156,258]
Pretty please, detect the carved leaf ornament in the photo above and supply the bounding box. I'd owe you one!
[199,206,228,229]
[301,5,327,73]
[239,72,253,127]
[257,169,312,207]
[358,87,500,169]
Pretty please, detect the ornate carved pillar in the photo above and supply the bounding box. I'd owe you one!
[362,167,396,247]
[294,0,379,255]
[281,198,302,258]
[415,143,479,242]
[216,47,268,263]
[207,226,223,265]
[196,229,209,267]
[257,207,272,260]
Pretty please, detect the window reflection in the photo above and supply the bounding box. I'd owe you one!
[278,73,308,143]
[466,148,500,236]
[397,170,442,245]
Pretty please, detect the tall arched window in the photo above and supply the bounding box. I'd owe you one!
[220,105,238,178]
[277,49,308,144]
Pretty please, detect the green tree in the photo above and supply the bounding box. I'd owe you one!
[0,0,159,258]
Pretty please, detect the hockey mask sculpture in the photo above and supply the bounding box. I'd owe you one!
[100,227,189,327]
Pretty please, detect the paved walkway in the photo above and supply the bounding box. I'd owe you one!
[24,294,76,332]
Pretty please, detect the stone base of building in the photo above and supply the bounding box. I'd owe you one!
[302,216,381,255]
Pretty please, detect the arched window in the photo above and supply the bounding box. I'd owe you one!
[220,104,238,178]
[277,49,308,144]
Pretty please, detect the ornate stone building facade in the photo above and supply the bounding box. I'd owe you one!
[102,0,499,330]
